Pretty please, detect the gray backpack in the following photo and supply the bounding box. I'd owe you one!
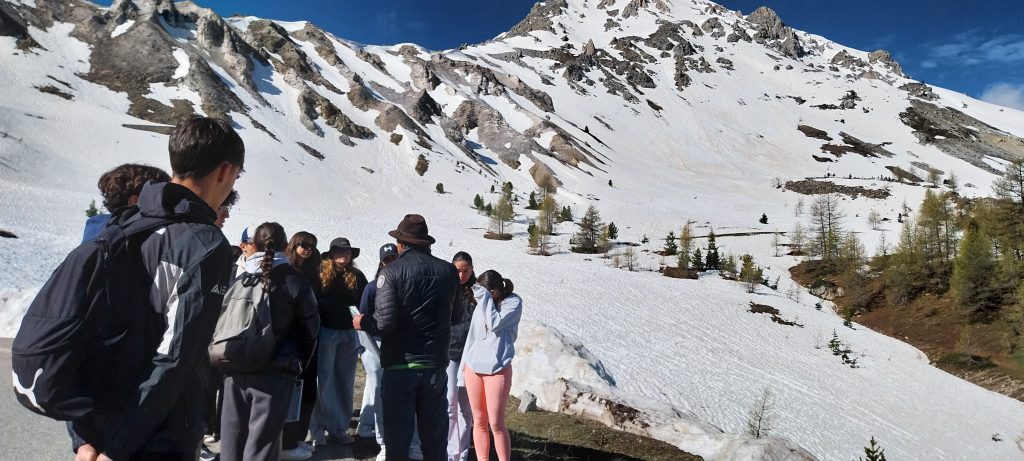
[209,273,275,372]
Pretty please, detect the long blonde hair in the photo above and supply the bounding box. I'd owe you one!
[321,258,359,291]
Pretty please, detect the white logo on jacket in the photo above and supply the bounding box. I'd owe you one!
[13,368,45,413]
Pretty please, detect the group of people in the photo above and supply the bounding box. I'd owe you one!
[48,116,523,461]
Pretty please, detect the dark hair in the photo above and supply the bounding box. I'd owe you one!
[169,116,245,179]
[452,251,477,307]
[286,231,321,287]
[220,189,239,209]
[97,163,170,212]
[477,269,513,301]
[254,222,287,289]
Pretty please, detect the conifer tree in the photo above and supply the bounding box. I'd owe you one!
[560,206,574,222]
[527,191,538,209]
[435,183,444,194]
[571,205,604,253]
[739,255,763,293]
[539,195,559,235]
[85,199,99,217]
[485,202,493,216]
[527,221,540,253]
[473,194,485,210]
[951,221,996,313]
[705,231,720,270]
[679,221,694,268]
[663,231,678,255]
[691,248,705,271]
[489,195,514,237]
[857,437,888,461]
[607,222,618,240]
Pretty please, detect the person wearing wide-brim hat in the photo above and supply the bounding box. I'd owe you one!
[353,214,463,461]
[308,236,367,448]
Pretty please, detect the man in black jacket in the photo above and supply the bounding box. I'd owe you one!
[354,214,461,461]
[74,116,244,461]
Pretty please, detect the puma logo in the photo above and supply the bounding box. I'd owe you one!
[13,369,44,413]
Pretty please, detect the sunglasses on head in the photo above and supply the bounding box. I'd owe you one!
[298,241,316,250]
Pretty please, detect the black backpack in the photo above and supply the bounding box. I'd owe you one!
[11,209,189,420]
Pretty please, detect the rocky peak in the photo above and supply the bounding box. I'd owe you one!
[868,49,904,76]
[746,6,804,59]
[505,0,567,38]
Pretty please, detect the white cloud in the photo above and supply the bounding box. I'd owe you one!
[980,82,1024,111]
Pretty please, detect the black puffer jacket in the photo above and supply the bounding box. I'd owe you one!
[448,285,475,362]
[361,248,461,368]
[262,262,320,374]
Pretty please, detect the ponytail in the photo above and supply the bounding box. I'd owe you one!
[477,269,512,300]
[253,222,288,290]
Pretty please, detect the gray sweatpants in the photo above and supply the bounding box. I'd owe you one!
[219,373,295,461]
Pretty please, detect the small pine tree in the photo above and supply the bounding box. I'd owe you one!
[759,213,768,224]
[722,253,738,274]
[607,222,618,240]
[608,179,613,187]
[527,221,540,252]
[827,331,842,354]
[490,184,495,193]
[598,225,612,253]
[691,248,705,271]
[663,231,678,255]
[951,221,996,313]
[539,195,559,235]
[745,388,775,439]
[679,221,694,268]
[85,199,99,217]
[490,195,514,237]
[502,181,513,199]
[739,255,763,293]
[571,205,605,254]
[641,234,650,245]
[528,191,538,209]
[473,194,485,210]
[560,206,574,222]
[435,183,444,194]
[705,231,720,270]
[857,437,888,461]
[484,203,493,216]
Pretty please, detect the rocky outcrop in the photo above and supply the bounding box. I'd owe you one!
[898,82,939,101]
[505,0,566,37]
[243,20,340,93]
[194,13,267,102]
[784,179,890,200]
[868,49,903,76]
[830,50,866,68]
[900,100,1024,174]
[621,0,669,18]
[431,55,555,112]
[700,17,725,38]
[298,87,374,143]
[746,6,804,59]
[0,2,41,50]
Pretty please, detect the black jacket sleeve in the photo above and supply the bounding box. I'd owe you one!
[367,268,399,336]
[293,283,320,372]
[102,241,233,461]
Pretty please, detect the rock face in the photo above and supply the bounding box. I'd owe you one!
[505,0,566,37]
[868,49,903,76]
[746,6,804,58]
[900,100,1024,174]
[899,82,939,101]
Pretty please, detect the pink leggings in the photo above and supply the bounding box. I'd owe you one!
[464,364,513,461]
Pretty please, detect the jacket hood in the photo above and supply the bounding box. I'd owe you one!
[243,251,291,274]
[137,181,217,223]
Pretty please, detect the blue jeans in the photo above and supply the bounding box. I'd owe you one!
[309,328,359,439]
[382,367,448,461]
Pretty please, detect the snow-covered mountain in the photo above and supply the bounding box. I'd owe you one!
[3,0,1024,459]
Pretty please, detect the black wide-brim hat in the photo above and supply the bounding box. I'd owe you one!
[388,214,436,246]
[328,237,360,259]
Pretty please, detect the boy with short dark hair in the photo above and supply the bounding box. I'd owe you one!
[73,116,245,461]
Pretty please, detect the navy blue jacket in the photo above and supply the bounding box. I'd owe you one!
[70,182,234,460]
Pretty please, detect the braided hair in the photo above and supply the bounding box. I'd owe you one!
[452,251,477,308]
[253,222,287,290]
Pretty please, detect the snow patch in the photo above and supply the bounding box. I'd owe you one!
[111,20,135,38]
[171,48,190,80]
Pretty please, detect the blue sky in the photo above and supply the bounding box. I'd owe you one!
[119,0,1024,110]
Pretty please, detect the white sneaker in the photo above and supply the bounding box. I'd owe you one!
[297,441,313,452]
[280,446,313,460]
[375,447,387,461]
